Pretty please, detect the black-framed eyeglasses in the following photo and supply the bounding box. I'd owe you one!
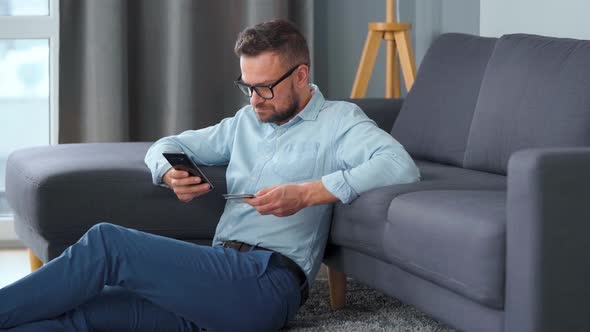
[234,63,305,100]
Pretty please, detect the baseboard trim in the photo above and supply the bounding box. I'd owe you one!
[0,240,25,249]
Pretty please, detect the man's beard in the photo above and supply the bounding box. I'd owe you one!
[255,94,300,125]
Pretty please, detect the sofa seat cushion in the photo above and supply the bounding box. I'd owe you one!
[6,143,227,249]
[330,160,506,262]
[383,190,506,309]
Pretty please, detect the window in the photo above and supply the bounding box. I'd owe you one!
[0,0,49,16]
[0,0,59,242]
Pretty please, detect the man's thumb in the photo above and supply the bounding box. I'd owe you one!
[255,186,277,197]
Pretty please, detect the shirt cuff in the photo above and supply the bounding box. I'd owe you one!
[321,171,359,204]
[153,160,173,187]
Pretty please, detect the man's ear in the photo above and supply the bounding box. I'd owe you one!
[295,64,310,87]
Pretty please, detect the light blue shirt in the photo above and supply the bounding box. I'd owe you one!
[145,85,420,282]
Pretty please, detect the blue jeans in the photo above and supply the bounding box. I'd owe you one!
[0,223,301,331]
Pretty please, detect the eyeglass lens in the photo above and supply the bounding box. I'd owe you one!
[238,85,273,99]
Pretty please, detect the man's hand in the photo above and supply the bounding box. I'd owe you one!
[245,181,339,217]
[245,184,308,217]
[163,168,212,203]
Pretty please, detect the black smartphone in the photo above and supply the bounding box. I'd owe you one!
[162,152,214,189]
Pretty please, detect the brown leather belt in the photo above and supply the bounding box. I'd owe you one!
[222,240,309,307]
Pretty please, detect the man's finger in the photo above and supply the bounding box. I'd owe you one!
[169,169,189,179]
[171,176,201,187]
[256,203,294,217]
[174,182,211,195]
[249,187,278,206]
[175,176,202,187]
[177,194,194,203]
[177,185,211,202]
[255,202,278,215]
[254,203,269,214]
[255,186,277,197]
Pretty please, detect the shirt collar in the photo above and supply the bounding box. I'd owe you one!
[296,84,324,122]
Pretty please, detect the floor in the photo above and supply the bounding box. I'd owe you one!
[0,249,29,288]
[0,250,453,331]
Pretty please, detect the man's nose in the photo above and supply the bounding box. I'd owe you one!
[250,90,264,105]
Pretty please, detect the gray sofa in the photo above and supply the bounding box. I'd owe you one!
[6,33,590,332]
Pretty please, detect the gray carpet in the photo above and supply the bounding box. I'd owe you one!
[282,278,457,332]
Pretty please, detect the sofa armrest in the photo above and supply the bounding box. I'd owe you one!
[343,98,404,132]
[505,148,590,332]
[6,143,228,261]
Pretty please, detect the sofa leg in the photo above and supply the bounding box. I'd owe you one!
[327,266,347,310]
[28,249,43,272]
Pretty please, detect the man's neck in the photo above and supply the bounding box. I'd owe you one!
[274,86,313,126]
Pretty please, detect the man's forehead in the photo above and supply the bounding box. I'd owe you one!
[240,53,285,83]
[240,51,282,65]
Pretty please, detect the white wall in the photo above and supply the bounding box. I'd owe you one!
[414,0,479,65]
[441,0,479,36]
[481,0,590,39]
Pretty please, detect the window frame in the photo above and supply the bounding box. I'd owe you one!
[0,0,59,244]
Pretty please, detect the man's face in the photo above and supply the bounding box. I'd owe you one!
[239,52,301,125]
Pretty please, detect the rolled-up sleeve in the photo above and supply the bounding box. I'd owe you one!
[321,170,359,204]
[322,105,420,204]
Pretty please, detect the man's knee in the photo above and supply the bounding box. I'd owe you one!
[86,222,128,246]
[89,222,124,235]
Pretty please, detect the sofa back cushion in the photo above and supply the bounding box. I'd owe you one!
[464,34,590,174]
[391,33,497,167]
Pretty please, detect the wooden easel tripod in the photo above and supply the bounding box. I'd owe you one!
[350,0,417,98]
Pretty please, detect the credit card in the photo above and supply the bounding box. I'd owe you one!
[222,193,256,199]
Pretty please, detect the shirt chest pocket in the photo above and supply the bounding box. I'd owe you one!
[272,142,319,182]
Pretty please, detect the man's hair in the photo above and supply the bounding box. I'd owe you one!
[234,19,310,69]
